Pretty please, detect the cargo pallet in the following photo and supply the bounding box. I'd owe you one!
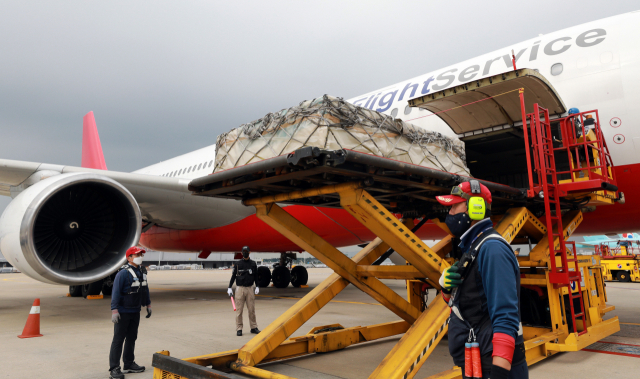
[153,69,621,379]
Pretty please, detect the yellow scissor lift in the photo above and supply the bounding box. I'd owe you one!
[152,69,620,379]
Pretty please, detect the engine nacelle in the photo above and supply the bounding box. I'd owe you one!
[0,173,141,285]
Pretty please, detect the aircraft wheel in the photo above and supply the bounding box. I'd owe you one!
[82,279,104,298]
[272,266,291,288]
[617,271,631,282]
[290,266,308,287]
[102,282,113,296]
[257,266,272,288]
[68,285,82,297]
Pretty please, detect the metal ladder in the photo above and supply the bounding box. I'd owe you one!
[529,104,587,335]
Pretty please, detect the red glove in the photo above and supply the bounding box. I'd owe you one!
[492,332,515,363]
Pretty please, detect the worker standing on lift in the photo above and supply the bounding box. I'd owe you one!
[228,246,260,336]
[109,247,152,379]
[436,181,528,379]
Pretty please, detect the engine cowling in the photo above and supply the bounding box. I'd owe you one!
[0,172,141,285]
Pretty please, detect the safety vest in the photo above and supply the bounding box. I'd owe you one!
[448,229,525,367]
[232,260,258,287]
[120,264,148,309]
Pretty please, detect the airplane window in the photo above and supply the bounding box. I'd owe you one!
[188,167,192,173]
[404,105,412,115]
[198,163,202,170]
[178,169,182,175]
[391,108,398,118]
[550,63,563,76]
[208,160,213,167]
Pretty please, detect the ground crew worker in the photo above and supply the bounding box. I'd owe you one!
[584,114,595,133]
[436,180,528,379]
[109,247,152,379]
[228,246,260,336]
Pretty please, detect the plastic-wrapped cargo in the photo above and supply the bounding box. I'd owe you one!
[214,95,470,175]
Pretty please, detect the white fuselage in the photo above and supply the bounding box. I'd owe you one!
[136,11,640,231]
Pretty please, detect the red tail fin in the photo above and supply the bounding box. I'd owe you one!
[82,111,107,170]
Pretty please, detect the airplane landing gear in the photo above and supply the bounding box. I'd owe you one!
[257,266,272,287]
[81,279,104,298]
[291,265,308,287]
[68,285,82,297]
[272,266,291,288]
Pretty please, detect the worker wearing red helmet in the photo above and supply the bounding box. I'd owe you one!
[436,180,528,379]
[108,246,151,379]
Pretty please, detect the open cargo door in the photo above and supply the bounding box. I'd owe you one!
[408,68,566,136]
[409,69,568,188]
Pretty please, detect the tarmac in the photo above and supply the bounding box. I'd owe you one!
[1,268,640,379]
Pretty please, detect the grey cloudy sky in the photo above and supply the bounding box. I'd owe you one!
[1,0,638,215]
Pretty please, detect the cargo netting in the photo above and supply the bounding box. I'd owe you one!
[214,95,470,175]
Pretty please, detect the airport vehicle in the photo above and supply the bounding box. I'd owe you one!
[595,239,640,282]
[1,11,639,296]
[151,70,620,378]
[576,234,640,281]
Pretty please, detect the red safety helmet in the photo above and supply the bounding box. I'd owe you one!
[126,246,146,258]
[436,180,492,206]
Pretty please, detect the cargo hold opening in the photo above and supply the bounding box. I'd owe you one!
[408,68,568,188]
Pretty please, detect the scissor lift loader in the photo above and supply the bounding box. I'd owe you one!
[152,69,620,379]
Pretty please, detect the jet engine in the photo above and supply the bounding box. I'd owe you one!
[0,173,141,285]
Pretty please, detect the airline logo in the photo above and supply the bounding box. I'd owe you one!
[623,233,635,239]
[351,28,607,113]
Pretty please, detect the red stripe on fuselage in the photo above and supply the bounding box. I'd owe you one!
[140,163,640,252]
[140,205,448,252]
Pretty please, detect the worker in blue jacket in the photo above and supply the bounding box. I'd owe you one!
[109,247,152,379]
[436,180,528,379]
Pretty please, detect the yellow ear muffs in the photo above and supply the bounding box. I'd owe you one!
[468,196,486,221]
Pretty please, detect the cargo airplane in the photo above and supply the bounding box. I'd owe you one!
[1,11,639,295]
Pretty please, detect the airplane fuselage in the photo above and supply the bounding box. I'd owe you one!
[138,11,640,253]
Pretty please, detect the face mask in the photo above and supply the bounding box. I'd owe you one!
[242,251,250,259]
[445,212,471,238]
[132,256,144,265]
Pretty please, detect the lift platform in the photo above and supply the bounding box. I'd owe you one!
[153,69,621,379]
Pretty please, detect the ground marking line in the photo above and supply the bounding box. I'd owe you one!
[583,349,640,358]
[597,341,640,347]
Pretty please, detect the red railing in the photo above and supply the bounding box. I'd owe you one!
[519,90,588,335]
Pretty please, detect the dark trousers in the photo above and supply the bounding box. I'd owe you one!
[109,312,140,371]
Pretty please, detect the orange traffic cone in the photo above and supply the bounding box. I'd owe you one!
[18,299,43,338]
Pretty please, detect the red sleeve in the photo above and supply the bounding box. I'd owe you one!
[492,332,515,363]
